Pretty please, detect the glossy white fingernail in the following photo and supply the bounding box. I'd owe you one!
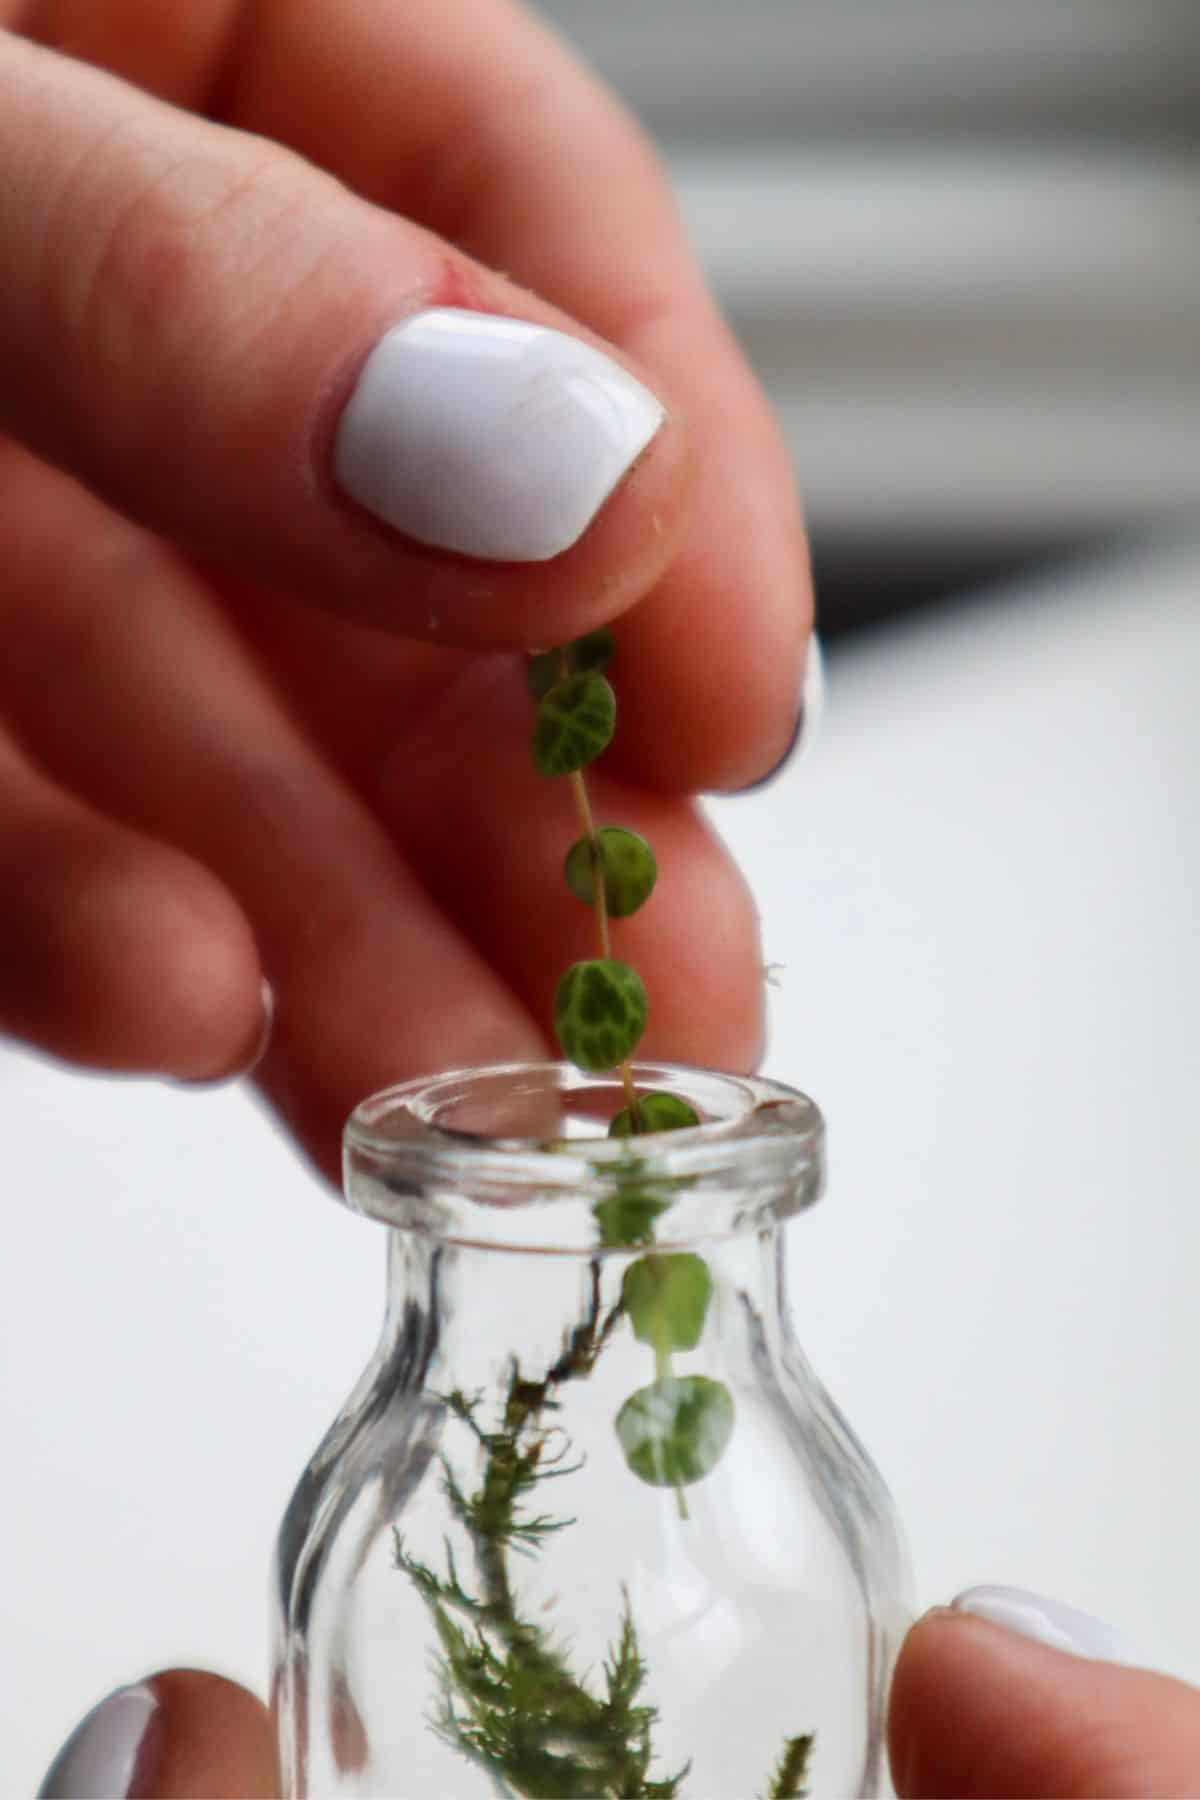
[246,974,275,1077]
[796,633,824,761]
[953,1585,1137,1664]
[38,1683,158,1798]
[333,308,665,562]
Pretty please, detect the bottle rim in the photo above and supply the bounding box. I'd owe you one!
[342,1061,824,1253]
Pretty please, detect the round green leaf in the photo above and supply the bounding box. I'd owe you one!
[527,628,614,701]
[531,672,616,776]
[553,959,647,1072]
[615,1375,734,1489]
[564,826,657,919]
[622,1254,712,1352]
[592,1188,671,1249]
[608,1092,699,1138]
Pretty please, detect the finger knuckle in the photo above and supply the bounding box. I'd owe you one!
[42,130,302,391]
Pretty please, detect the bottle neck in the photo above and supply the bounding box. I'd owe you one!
[378,1226,793,1399]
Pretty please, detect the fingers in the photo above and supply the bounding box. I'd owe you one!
[37,1669,276,1799]
[377,657,766,1072]
[0,728,264,1078]
[890,1606,1200,1798]
[0,29,689,646]
[0,449,546,1176]
[22,0,811,791]
[0,444,762,1161]
[220,0,810,790]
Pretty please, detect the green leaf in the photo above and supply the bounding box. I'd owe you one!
[607,1092,699,1137]
[593,1189,671,1249]
[622,1254,712,1353]
[531,672,616,776]
[564,825,657,918]
[527,628,615,701]
[553,959,646,1072]
[614,1375,735,1489]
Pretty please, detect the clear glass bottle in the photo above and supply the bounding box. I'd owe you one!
[272,1062,912,1798]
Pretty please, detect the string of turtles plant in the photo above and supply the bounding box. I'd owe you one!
[393,632,812,1799]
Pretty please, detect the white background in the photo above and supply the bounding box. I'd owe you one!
[3,536,1198,1789]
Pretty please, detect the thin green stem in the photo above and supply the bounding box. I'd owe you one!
[651,1337,688,1520]
[568,769,611,959]
[566,753,642,1129]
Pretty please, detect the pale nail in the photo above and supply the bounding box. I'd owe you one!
[797,633,825,759]
[38,1683,159,1798]
[952,1584,1139,1664]
[333,308,665,562]
[735,633,824,793]
[244,974,275,1077]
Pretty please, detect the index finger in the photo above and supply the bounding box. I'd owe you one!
[219,0,814,792]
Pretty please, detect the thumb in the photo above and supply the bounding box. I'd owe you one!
[38,1670,276,1799]
[890,1589,1200,1799]
[0,33,684,647]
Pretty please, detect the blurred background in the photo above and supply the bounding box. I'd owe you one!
[543,0,1200,632]
[3,4,1199,1789]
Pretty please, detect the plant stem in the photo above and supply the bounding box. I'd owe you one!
[568,769,611,959]
[566,763,642,1126]
[652,1338,689,1521]
[552,645,642,1127]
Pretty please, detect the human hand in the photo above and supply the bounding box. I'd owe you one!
[889,1588,1200,1798]
[38,1591,1200,1797]
[0,2,813,1180]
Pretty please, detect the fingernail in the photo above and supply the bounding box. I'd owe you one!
[799,633,825,755]
[38,1682,161,1798]
[952,1585,1138,1663]
[736,633,824,792]
[243,974,275,1077]
[174,975,275,1087]
[333,308,665,562]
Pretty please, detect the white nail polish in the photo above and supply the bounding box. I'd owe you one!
[245,974,275,1077]
[38,1683,158,1798]
[952,1585,1138,1664]
[796,634,824,761]
[333,308,665,562]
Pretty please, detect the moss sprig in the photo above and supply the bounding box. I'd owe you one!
[395,1276,690,1797]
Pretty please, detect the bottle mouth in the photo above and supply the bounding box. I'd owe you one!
[343,1062,824,1253]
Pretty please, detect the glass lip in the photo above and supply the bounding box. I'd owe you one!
[342,1061,825,1253]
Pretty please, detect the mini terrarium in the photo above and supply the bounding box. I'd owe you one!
[271,635,912,1797]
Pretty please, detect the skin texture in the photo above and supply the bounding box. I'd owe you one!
[0,0,812,1184]
[888,1611,1200,1799]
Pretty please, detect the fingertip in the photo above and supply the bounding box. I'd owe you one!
[1,817,265,1080]
[37,1670,276,1800]
[889,1606,1200,1799]
[317,289,695,646]
[330,303,671,565]
[636,807,765,1071]
[74,847,264,1081]
[142,1669,277,1799]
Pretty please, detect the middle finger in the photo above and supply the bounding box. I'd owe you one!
[0,447,544,1177]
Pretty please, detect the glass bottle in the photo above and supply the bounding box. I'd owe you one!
[272,1062,912,1798]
